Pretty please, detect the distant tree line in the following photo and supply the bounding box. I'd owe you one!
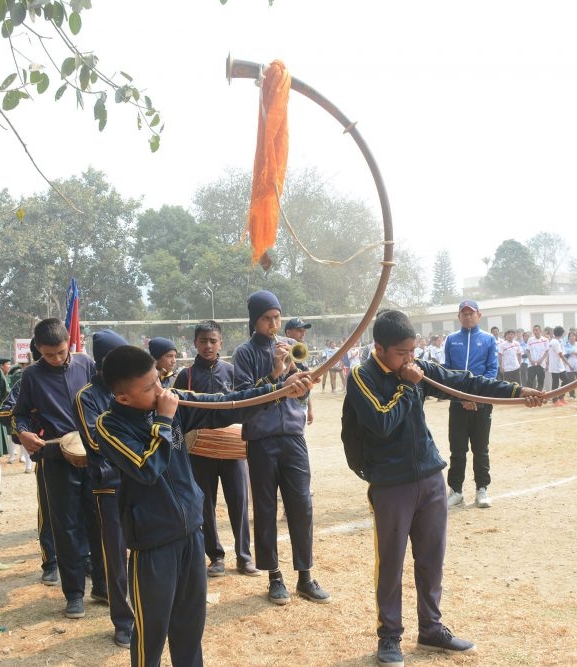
[1,166,575,348]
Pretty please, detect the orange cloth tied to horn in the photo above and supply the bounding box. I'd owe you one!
[245,60,291,268]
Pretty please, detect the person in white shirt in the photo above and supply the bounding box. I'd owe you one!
[549,326,572,406]
[526,325,549,390]
[498,330,522,383]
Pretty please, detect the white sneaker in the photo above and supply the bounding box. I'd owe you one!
[475,487,491,508]
[447,488,464,508]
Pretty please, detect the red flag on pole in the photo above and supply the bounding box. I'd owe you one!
[65,278,83,353]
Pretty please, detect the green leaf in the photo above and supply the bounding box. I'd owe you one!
[131,87,139,102]
[114,84,130,103]
[120,71,133,82]
[76,87,84,109]
[149,134,160,153]
[61,56,76,77]
[68,10,81,35]
[52,0,64,27]
[30,70,42,84]
[43,3,53,20]
[150,113,160,128]
[79,63,89,90]
[1,18,14,36]
[55,82,67,100]
[9,1,25,25]
[37,72,49,94]
[0,0,6,22]
[97,106,107,131]
[137,115,142,130]
[0,72,17,91]
[3,89,21,110]
[21,67,27,83]
[90,70,97,84]
[144,95,152,110]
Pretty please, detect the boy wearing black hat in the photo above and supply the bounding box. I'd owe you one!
[148,337,178,388]
[233,290,331,605]
[73,330,134,649]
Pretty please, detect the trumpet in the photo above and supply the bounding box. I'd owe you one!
[269,329,309,363]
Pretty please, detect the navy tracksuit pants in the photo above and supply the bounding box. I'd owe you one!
[247,434,313,572]
[94,490,134,634]
[129,529,206,667]
[36,458,56,573]
[43,458,104,600]
[369,471,447,639]
[190,455,252,565]
[447,401,493,492]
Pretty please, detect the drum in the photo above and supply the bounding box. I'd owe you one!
[59,431,88,467]
[185,424,247,460]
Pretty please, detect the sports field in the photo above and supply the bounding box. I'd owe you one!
[1,391,575,666]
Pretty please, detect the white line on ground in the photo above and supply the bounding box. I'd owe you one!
[265,475,577,546]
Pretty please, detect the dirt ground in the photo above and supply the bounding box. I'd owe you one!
[1,390,576,667]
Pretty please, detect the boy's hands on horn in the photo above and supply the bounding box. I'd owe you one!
[284,371,313,398]
[518,387,546,408]
[156,388,179,419]
[399,361,424,385]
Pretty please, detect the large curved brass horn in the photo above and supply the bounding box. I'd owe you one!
[177,55,395,410]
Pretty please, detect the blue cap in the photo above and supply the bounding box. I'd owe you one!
[284,317,312,332]
[459,300,479,312]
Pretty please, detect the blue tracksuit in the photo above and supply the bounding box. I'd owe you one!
[233,333,313,572]
[95,383,281,667]
[173,356,253,567]
[345,352,522,639]
[0,381,56,574]
[444,325,502,491]
[13,354,104,601]
[73,375,134,636]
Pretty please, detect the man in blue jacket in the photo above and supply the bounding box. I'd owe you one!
[344,309,543,667]
[443,300,498,509]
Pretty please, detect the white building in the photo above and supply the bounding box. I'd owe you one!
[411,294,577,336]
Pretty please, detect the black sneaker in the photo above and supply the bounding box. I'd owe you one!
[268,578,291,605]
[41,569,58,586]
[296,579,332,604]
[207,559,225,577]
[65,597,85,619]
[377,636,404,666]
[417,625,476,653]
[114,628,131,649]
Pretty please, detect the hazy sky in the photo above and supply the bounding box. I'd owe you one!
[3,0,577,289]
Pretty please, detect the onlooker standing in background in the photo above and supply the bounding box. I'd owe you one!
[548,326,571,406]
[518,330,530,386]
[498,330,522,384]
[526,325,549,391]
[443,301,498,510]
